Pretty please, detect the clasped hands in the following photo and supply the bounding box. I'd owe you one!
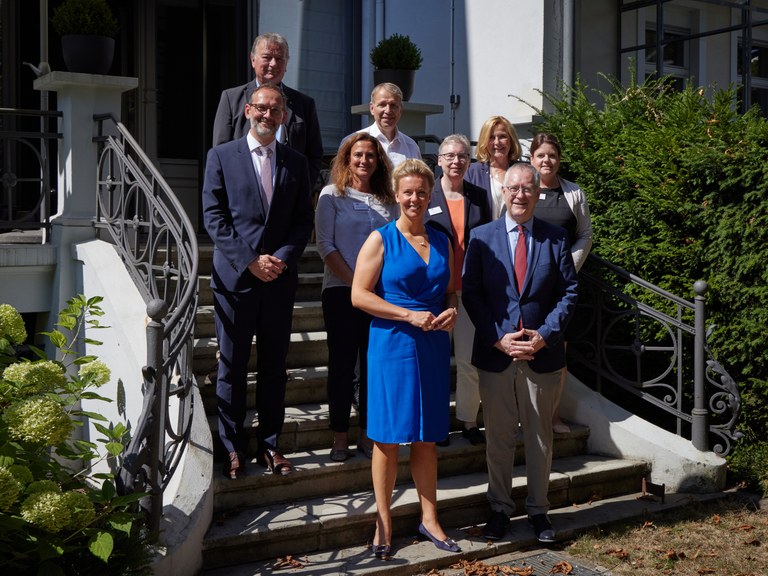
[495,329,545,361]
[408,308,458,332]
[248,254,286,282]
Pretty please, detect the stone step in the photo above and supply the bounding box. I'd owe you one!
[208,425,588,512]
[198,359,457,414]
[200,488,720,576]
[196,272,324,307]
[195,302,325,338]
[200,453,650,570]
[193,331,329,373]
[205,392,469,458]
[197,243,325,275]
[197,366,329,412]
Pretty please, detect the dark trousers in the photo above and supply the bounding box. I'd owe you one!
[213,275,296,455]
[322,286,372,432]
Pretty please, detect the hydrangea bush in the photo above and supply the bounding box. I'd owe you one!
[0,296,152,575]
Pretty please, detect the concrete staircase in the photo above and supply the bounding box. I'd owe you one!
[194,243,651,574]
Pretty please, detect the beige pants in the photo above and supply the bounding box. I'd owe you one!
[478,361,559,517]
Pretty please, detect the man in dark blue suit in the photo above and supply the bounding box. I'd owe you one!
[212,32,324,188]
[203,83,314,479]
[462,162,578,543]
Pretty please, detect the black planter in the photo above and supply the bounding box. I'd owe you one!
[373,69,416,101]
[61,35,115,74]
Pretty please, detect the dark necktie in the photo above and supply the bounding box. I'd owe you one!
[515,224,527,293]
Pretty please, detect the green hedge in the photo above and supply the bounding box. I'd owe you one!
[528,75,768,492]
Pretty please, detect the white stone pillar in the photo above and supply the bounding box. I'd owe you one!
[32,72,138,348]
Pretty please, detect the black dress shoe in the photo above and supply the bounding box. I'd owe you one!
[436,435,450,447]
[461,426,486,445]
[482,510,509,540]
[528,513,556,543]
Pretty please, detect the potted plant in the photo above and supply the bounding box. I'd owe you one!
[51,0,118,75]
[370,33,423,101]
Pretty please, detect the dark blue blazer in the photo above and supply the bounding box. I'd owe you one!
[202,136,314,294]
[424,178,491,249]
[212,81,324,186]
[464,161,493,217]
[462,216,578,374]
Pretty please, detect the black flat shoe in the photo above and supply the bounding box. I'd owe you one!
[330,446,352,462]
[417,523,461,552]
[371,544,392,559]
[461,426,486,445]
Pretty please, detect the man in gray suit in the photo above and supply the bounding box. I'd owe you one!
[213,32,324,187]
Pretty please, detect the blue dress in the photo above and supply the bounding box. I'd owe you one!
[366,221,452,443]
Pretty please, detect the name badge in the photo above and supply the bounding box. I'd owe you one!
[539,193,547,200]
[353,202,369,211]
[428,206,443,216]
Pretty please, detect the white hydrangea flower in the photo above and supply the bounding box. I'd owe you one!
[0,304,27,344]
[78,360,111,387]
[0,467,21,511]
[2,361,67,395]
[4,396,73,446]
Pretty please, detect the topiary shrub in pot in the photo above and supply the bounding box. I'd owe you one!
[370,33,423,101]
[51,0,119,75]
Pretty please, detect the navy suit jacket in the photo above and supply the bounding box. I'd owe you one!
[464,162,494,217]
[424,178,491,249]
[462,216,578,374]
[202,135,314,294]
[212,81,324,186]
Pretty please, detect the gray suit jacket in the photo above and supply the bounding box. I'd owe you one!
[212,81,324,186]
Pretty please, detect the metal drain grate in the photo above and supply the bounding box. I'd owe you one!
[498,551,605,575]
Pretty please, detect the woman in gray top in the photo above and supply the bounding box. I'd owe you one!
[315,132,397,461]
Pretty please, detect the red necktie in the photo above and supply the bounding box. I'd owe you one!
[515,224,527,293]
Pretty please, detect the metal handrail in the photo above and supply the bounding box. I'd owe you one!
[568,252,742,456]
[92,113,198,533]
[0,108,61,238]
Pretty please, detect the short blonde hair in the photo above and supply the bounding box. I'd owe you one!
[392,158,434,193]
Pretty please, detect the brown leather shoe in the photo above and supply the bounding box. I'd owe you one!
[259,448,295,475]
[224,451,245,479]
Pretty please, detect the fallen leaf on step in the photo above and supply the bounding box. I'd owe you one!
[549,560,573,574]
[273,555,305,569]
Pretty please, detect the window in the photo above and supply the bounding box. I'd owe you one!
[738,43,768,116]
[645,26,690,90]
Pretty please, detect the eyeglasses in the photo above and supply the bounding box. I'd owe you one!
[439,153,470,163]
[247,103,283,116]
[502,185,536,196]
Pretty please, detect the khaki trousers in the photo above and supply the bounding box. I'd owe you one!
[478,361,559,517]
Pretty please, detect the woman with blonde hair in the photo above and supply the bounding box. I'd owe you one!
[352,159,461,558]
[465,115,522,219]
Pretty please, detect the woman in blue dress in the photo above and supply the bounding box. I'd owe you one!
[352,159,461,558]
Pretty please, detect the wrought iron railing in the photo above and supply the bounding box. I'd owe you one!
[568,253,742,456]
[0,108,61,239]
[92,114,198,533]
